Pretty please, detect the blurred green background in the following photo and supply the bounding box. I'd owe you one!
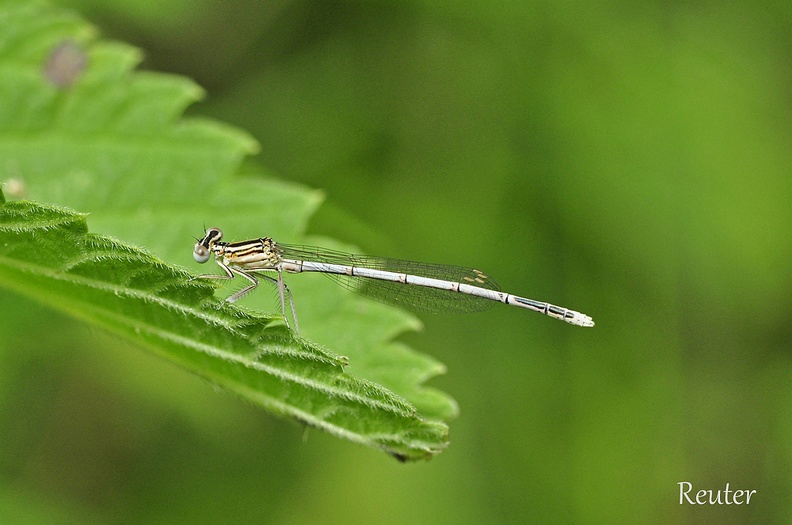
[2,1,791,523]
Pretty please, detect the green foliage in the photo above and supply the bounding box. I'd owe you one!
[0,0,453,460]
[0,188,447,459]
[3,0,792,523]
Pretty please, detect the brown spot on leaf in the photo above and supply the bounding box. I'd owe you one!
[44,41,88,88]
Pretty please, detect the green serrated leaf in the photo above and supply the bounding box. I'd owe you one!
[0,192,448,460]
[0,1,458,457]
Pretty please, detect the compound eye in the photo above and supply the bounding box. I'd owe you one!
[193,243,211,263]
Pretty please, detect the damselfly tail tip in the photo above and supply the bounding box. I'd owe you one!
[569,311,595,328]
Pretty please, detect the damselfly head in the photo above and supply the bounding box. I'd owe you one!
[193,227,223,263]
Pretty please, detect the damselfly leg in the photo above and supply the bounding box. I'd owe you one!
[193,255,299,333]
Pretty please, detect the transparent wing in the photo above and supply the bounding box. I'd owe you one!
[278,244,501,313]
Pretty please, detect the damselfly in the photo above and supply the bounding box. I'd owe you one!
[192,227,594,333]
